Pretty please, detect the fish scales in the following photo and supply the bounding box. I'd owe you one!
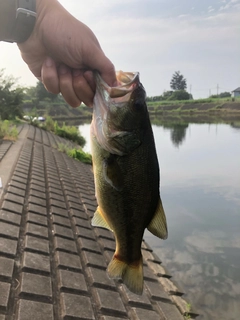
[91,71,168,295]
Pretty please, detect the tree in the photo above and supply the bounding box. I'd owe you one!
[0,69,24,120]
[35,81,58,102]
[170,71,187,91]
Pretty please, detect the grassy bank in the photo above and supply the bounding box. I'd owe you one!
[147,97,240,114]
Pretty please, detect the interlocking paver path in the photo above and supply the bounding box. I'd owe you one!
[0,124,199,320]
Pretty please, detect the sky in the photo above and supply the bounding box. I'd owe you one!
[0,0,239,98]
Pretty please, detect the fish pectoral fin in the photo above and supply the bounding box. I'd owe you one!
[147,198,168,239]
[110,131,141,155]
[91,207,113,232]
[103,157,124,191]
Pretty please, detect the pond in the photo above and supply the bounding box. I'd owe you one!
[78,117,240,320]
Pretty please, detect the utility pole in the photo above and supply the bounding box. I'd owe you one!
[217,84,219,96]
[209,89,211,97]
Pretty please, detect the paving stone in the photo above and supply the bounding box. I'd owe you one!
[129,308,163,320]
[12,175,27,185]
[55,251,82,271]
[30,179,45,188]
[4,193,24,205]
[26,223,48,239]
[30,184,46,193]
[53,225,73,240]
[70,208,88,220]
[0,257,14,280]
[121,285,152,309]
[31,175,45,183]
[94,227,115,240]
[143,265,158,282]
[0,210,21,226]
[8,185,25,196]
[159,277,184,296]
[94,288,126,316]
[52,214,71,228]
[0,237,17,257]
[72,217,91,229]
[78,238,102,254]
[17,299,54,320]
[1,200,23,215]
[100,238,116,252]
[156,300,183,320]
[0,282,11,311]
[147,260,172,278]
[82,251,107,269]
[50,206,68,218]
[28,203,47,216]
[69,201,86,212]
[29,189,46,199]
[48,187,64,196]
[61,293,95,320]
[28,196,46,207]
[49,199,66,210]
[0,222,19,240]
[54,236,77,254]
[27,212,48,226]
[87,267,115,290]
[99,317,126,320]
[76,226,96,240]
[58,269,88,294]
[20,272,52,300]
[145,280,172,302]
[8,181,26,191]
[25,235,49,255]
[172,296,199,318]
[23,252,50,275]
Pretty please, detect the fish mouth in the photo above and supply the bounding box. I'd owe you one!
[95,71,140,101]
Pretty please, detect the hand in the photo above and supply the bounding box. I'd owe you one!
[17,0,116,107]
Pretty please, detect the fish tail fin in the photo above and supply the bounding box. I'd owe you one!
[107,255,143,295]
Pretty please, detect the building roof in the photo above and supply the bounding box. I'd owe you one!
[0,124,199,320]
[232,87,240,92]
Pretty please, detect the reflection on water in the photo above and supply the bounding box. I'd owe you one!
[79,117,240,320]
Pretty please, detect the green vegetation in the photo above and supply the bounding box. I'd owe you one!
[0,120,18,140]
[184,303,192,320]
[0,69,24,120]
[58,143,92,164]
[53,121,86,146]
[170,71,187,91]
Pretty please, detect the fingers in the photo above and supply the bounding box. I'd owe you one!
[72,70,94,108]
[84,45,117,87]
[58,64,81,108]
[42,57,95,108]
[41,57,60,94]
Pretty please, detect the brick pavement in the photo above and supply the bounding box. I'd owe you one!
[0,124,199,320]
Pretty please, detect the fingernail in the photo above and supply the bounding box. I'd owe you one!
[59,64,68,75]
[73,69,81,77]
[45,57,53,67]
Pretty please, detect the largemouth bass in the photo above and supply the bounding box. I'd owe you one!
[90,71,167,295]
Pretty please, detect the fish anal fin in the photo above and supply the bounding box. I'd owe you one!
[107,255,143,295]
[91,206,113,232]
[147,198,168,240]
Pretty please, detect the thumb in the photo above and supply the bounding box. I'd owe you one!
[85,46,117,87]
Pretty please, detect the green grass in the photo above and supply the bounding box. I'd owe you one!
[0,120,18,140]
[58,143,92,164]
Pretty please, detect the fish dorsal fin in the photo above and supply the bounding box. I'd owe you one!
[91,206,113,232]
[147,198,168,239]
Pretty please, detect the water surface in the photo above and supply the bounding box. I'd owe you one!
[79,119,240,320]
